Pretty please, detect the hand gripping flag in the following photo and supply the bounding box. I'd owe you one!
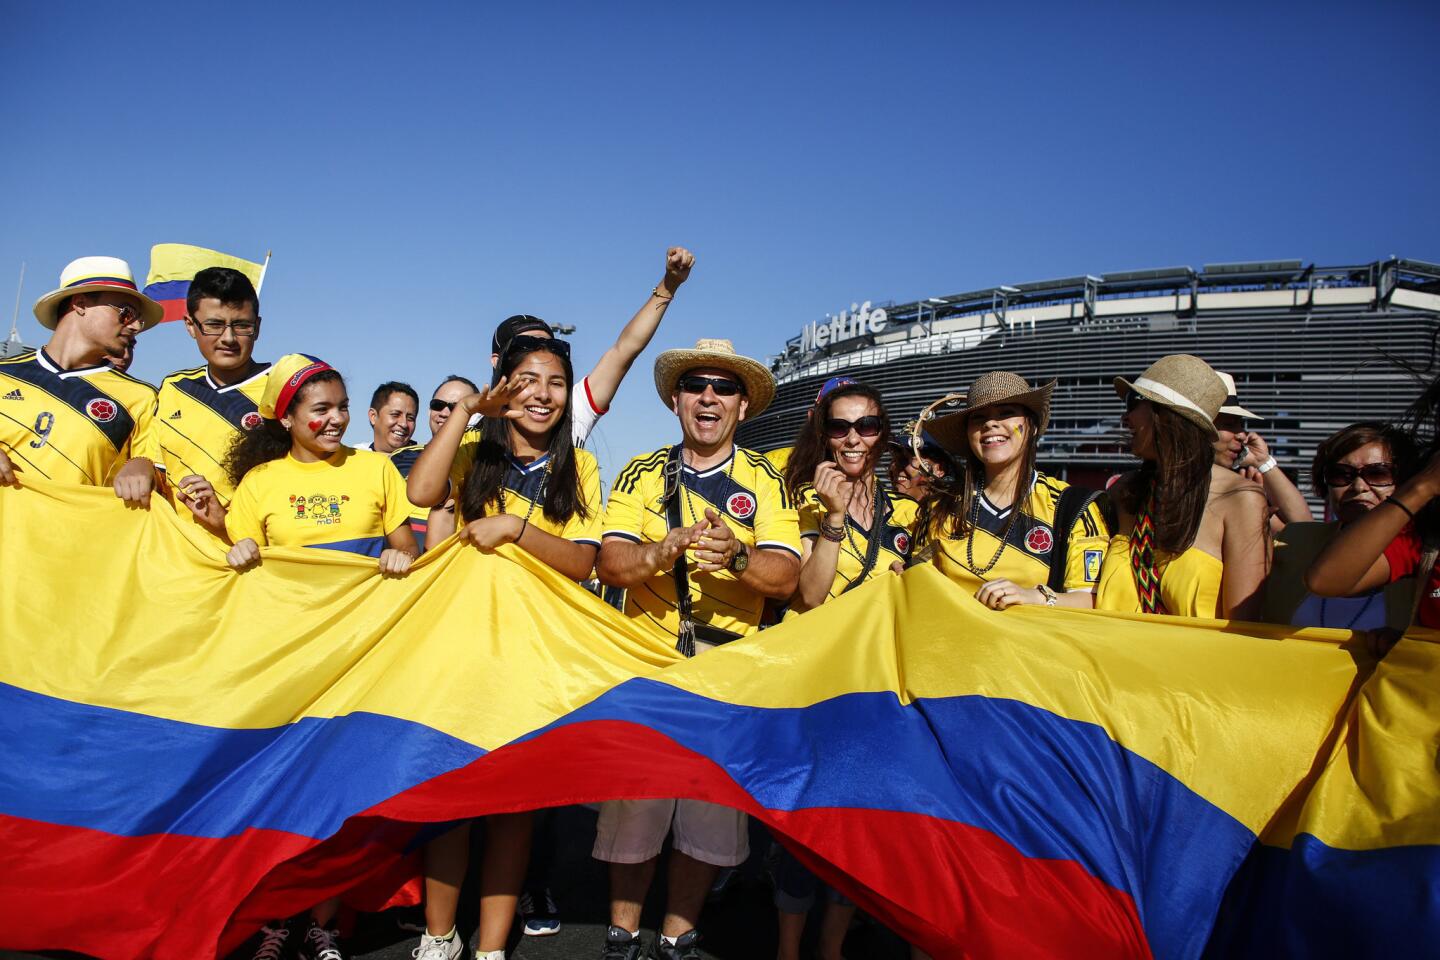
[142,244,267,323]
[0,476,1436,959]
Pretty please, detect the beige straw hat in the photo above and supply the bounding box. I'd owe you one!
[926,371,1056,455]
[32,256,164,331]
[1114,354,1226,438]
[653,338,776,415]
[1216,371,1263,420]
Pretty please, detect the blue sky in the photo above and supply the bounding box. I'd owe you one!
[3,1,1437,482]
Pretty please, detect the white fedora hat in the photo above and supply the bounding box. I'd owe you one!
[32,256,165,331]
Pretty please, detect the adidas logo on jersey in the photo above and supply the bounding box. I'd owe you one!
[2,388,22,401]
[169,409,182,420]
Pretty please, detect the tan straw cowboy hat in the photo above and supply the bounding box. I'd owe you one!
[926,371,1056,455]
[1114,354,1226,438]
[653,338,776,416]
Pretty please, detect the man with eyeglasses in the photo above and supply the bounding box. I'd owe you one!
[120,267,272,529]
[0,256,161,495]
[594,338,800,960]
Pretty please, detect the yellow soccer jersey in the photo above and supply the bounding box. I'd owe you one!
[603,445,801,644]
[141,363,271,506]
[932,472,1110,595]
[452,443,604,546]
[0,349,156,486]
[764,446,792,473]
[797,486,919,600]
[225,446,411,557]
[449,435,603,545]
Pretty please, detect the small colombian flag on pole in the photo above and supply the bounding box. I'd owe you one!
[143,244,269,323]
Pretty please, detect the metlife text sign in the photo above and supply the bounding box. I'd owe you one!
[799,301,888,352]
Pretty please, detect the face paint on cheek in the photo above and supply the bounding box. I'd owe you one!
[308,420,325,433]
[1012,424,1023,438]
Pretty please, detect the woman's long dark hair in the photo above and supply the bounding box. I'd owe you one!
[783,383,891,502]
[1115,404,1213,554]
[923,408,1040,546]
[1399,371,1440,541]
[459,342,588,525]
[225,370,346,487]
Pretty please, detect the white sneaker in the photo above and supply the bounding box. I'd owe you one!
[475,952,505,960]
[412,930,465,960]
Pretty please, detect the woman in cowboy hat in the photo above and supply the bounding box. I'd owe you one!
[921,371,1111,610]
[1096,354,1271,620]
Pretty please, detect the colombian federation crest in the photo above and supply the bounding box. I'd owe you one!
[1024,526,1053,555]
[85,398,117,423]
[894,531,910,555]
[241,412,262,430]
[725,491,756,520]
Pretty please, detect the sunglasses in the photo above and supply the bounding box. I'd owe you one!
[1124,391,1146,412]
[678,375,744,397]
[429,399,456,413]
[1323,462,1396,488]
[824,416,883,439]
[504,334,570,359]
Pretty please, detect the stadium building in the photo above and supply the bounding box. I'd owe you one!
[737,257,1440,506]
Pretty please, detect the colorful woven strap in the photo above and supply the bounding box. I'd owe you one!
[1130,496,1167,615]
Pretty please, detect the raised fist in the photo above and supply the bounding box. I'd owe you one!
[662,246,695,292]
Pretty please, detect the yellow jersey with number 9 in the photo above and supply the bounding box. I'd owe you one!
[0,349,156,486]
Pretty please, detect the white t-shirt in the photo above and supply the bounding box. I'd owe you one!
[571,376,604,446]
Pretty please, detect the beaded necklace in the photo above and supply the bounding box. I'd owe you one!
[965,474,1031,576]
[497,455,552,524]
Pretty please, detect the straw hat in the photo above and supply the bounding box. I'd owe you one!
[1113,354,1226,438]
[32,256,164,331]
[926,371,1056,455]
[653,338,776,416]
[1216,371,1263,420]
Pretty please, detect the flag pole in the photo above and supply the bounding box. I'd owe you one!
[256,250,272,295]
[8,262,24,345]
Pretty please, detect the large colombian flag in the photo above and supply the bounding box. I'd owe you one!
[142,243,267,323]
[0,476,1436,959]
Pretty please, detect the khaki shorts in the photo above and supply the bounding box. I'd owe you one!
[592,798,749,868]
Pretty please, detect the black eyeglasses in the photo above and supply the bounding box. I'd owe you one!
[824,416,883,439]
[191,318,259,337]
[678,375,744,397]
[1323,462,1396,488]
[429,399,457,413]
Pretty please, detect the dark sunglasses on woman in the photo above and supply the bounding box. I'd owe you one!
[824,415,883,439]
[678,375,744,397]
[504,334,570,359]
[1323,462,1396,488]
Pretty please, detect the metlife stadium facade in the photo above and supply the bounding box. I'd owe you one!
[736,258,1440,500]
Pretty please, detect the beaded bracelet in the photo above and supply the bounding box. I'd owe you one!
[818,517,845,542]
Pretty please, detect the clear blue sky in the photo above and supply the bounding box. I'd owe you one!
[3,1,1437,482]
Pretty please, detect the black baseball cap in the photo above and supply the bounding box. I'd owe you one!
[492,315,553,355]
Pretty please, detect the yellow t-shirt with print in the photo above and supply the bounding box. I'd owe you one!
[796,485,920,600]
[225,446,411,557]
[932,472,1109,594]
[603,445,801,644]
[0,349,157,486]
[449,433,604,545]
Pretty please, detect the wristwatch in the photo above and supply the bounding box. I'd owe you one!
[728,542,750,574]
[1256,455,1278,475]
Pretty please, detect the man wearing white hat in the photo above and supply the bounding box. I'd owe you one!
[593,338,800,960]
[1213,370,1312,527]
[0,257,161,495]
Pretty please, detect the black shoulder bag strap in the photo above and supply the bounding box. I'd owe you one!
[1047,484,1105,593]
[662,444,699,658]
[839,484,888,594]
